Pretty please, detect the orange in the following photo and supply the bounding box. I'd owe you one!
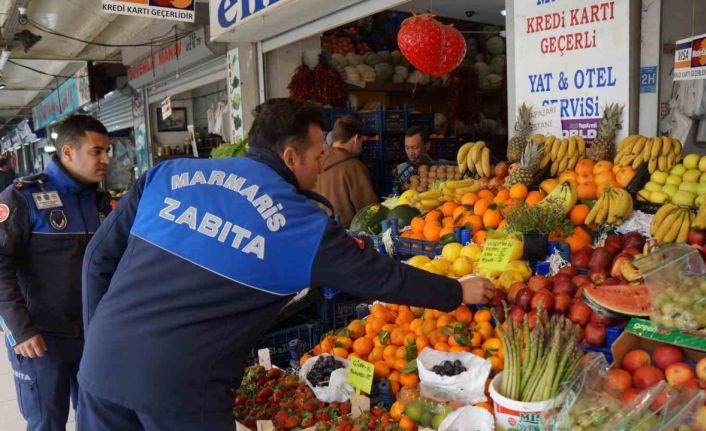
[473,308,492,323]
[473,199,491,216]
[477,189,494,201]
[577,172,595,185]
[472,348,486,358]
[449,345,468,353]
[409,318,423,333]
[489,355,503,372]
[433,342,450,352]
[576,182,597,200]
[399,416,416,431]
[597,181,620,197]
[566,234,589,253]
[558,171,577,184]
[461,214,483,233]
[403,333,417,348]
[482,207,503,229]
[569,204,590,225]
[540,178,558,194]
[372,304,395,323]
[347,320,365,339]
[395,346,407,360]
[335,336,352,350]
[593,160,613,175]
[352,337,373,356]
[475,321,494,340]
[483,338,502,355]
[525,190,545,207]
[509,183,528,199]
[439,226,455,239]
[575,159,595,176]
[474,402,494,415]
[390,401,406,419]
[348,352,362,361]
[390,380,401,395]
[399,373,419,387]
[320,336,334,354]
[415,336,429,352]
[574,225,592,243]
[424,209,442,224]
[396,307,415,325]
[441,201,459,217]
[460,192,477,205]
[390,328,407,346]
[369,345,384,362]
[383,344,398,360]
[452,205,468,222]
[332,347,349,358]
[455,306,472,324]
[442,217,454,228]
[423,223,442,242]
[393,358,409,371]
[410,216,425,234]
[473,230,487,245]
[594,171,615,186]
[616,166,635,187]
[436,314,453,329]
[299,353,312,366]
[374,361,390,378]
[313,345,322,355]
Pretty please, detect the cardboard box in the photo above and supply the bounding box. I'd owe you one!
[611,330,706,368]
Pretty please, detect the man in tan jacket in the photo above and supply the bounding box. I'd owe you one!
[315,116,378,225]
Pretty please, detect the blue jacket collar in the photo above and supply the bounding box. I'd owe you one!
[45,156,96,194]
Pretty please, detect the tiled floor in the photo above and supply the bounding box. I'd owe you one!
[0,342,75,431]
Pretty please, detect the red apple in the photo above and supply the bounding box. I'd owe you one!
[493,305,506,323]
[603,369,633,396]
[527,309,539,328]
[552,273,572,288]
[509,306,526,324]
[624,247,641,256]
[558,266,577,277]
[650,387,670,411]
[554,293,572,314]
[623,350,652,373]
[603,277,621,285]
[528,275,550,292]
[688,229,706,246]
[568,301,592,326]
[515,288,534,311]
[584,323,606,346]
[633,365,665,389]
[552,278,576,297]
[652,345,684,371]
[590,311,619,327]
[696,357,706,386]
[572,274,590,286]
[665,362,696,387]
[620,388,642,405]
[531,291,554,312]
[589,247,613,270]
[489,289,507,307]
[606,234,624,250]
[571,247,593,269]
[605,244,621,257]
[508,282,527,302]
[589,267,608,285]
[623,232,646,250]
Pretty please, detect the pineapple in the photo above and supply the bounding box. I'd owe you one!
[591,103,624,161]
[507,103,533,162]
[507,142,542,187]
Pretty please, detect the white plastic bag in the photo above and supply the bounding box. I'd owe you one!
[299,354,355,403]
[416,349,491,405]
[439,406,495,431]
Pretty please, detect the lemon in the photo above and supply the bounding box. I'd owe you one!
[422,261,444,275]
[507,260,531,280]
[407,255,431,268]
[498,270,524,289]
[508,238,524,261]
[430,258,450,275]
[451,256,474,277]
[441,242,463,261]
[460,244,483,261]
[478,267,502,279]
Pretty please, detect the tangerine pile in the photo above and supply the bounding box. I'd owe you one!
[303,303,503,396]
[541,160,635,200]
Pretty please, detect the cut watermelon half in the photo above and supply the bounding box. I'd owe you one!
[583,283,651,317]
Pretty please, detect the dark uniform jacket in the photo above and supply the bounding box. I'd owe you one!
[79,147,462,419]
[0,157,110,346]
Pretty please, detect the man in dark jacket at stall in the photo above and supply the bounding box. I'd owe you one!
[0,115,112,431]
[77,98,495,431]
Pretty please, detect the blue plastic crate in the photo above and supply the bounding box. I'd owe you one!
[408,111,433,131]
[384,109,406,134]
[383,138,405,162]
[430,138,463,161]
[396,237,443,258]
[580,325,625,364]
[250,320,323,367]
[318,292,368,331]
[360,139,382,160]
[355,107,384,135]
[324,103,353,130]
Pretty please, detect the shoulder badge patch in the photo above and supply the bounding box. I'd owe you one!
[351,236,366,250]
[0,204,9,223]
[49,210,67,231]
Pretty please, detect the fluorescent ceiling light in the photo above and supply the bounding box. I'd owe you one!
[50,132,58,140]
[43,146,56,153]
[500,9,507,17]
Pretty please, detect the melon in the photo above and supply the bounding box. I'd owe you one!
[350,204,390,235]
[583,284,651,317]
[385,204,420,229]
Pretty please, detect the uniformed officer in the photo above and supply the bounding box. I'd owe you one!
[0,115,111,431]
[78,99,495,431]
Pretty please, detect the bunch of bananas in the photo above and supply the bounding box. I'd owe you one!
[692,197,706,229]
[584,188,633,225]
[536,181,577,214]
[440,179,481,203]
[539,135,586,176]
[405,189,444,212]
[457,141,492,178]
[650,203,694,244]
[614,135,682,173]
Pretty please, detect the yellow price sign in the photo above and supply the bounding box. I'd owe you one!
[476,238,516,272]
[347,357,374,394]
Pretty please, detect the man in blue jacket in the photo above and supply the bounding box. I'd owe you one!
[0,115,111,431]
[78,98,495,431]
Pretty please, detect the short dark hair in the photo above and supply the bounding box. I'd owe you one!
[0,158,9,168]
[331,115,362,144]
[248,98,326,154]
[405,125,430,143]
[56,115,108,156]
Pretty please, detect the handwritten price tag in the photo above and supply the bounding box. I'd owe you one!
[476,239,516,272]
[257,349,272,370]
[347,357,374,394]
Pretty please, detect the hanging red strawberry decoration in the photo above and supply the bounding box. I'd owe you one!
[397,13,467,77]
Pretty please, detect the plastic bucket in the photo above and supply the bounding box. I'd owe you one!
[488,372,554,431]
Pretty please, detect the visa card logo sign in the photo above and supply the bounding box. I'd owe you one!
[674,33,706,80]
[102,0,195,22]
[211,0,288,40]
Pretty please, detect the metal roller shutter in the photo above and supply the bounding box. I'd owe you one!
[147,56,227,104]
[97,92,134,133]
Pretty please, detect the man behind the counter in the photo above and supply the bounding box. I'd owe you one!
[78,98,495,431]
[0,115,111,431]
[397,125,433,188]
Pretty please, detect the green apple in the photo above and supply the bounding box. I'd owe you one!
[697,195,705,207]
[684,169,702,183]
[671,164,687,176]
[699,155,706,173]
[644,181,662,192]
[666,175,683,186]
[662,184,679,198]
[651,171,669,185]
[672,190,697,206]
[679,182,699,193]
[636,190,650,201]
[683,154,701,170]
[649,191,670,204]
[697,183,706,196]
